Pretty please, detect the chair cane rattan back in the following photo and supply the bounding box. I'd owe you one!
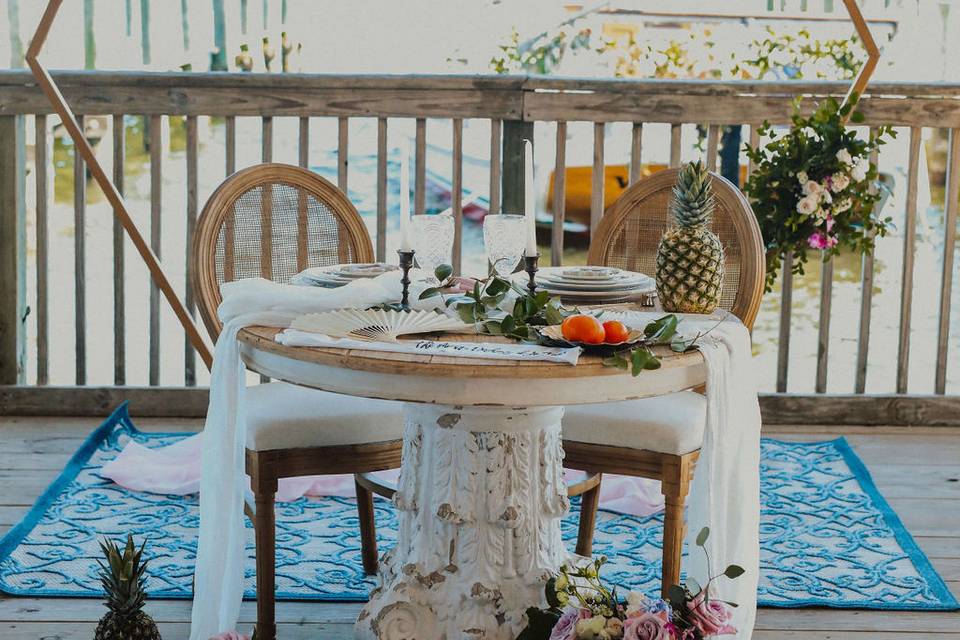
[192,163,375,340]
[587,168,765,329]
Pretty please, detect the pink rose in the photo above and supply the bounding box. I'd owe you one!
[686,592,737,637]
[548,609,580,640]
[208,632,250,640]
[807,230,838,250]
[623,612,671,640]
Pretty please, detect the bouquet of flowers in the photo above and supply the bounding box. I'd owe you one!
[743,96,895,290]
[517,528,743,640]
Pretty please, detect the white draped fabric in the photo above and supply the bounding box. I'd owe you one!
[189,272,430,640]
[611,311,761,639]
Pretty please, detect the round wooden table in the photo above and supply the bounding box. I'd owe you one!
[238,327,707,640]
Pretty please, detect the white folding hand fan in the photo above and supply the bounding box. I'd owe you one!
[290,308,473,342]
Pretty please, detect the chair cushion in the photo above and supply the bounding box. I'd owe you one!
[245,382,403,451]
[562,391,706,455]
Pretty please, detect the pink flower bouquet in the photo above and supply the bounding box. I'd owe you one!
[516,528,741,640]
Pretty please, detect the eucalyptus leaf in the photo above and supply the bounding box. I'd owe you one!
[696,526,710,547]
[418,287,441,301]
[724,564,745,579]
[434,264,453,282]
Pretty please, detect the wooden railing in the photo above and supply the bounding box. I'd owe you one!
[2,70,960,424]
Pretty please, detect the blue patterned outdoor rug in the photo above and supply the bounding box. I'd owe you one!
[0,404,955,611]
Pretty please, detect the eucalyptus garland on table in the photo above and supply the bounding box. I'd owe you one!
[420,266,708,375]
[742,96,896,291]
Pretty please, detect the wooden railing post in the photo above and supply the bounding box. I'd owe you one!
[501,119,533,214]
[0,115,26,384]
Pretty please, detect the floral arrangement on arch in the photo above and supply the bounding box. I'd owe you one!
[517,528,743,640]
[743,96,896,290]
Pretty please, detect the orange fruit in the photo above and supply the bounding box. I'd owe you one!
[602,320,630,344]
[561,314,606,344]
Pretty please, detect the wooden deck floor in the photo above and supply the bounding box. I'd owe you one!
[0,416,956,639]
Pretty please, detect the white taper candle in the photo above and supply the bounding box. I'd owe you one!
[523,138,537,257]
[400,138,412,251]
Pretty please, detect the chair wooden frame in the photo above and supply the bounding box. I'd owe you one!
[192,163,399,640]
[570,168,765,596]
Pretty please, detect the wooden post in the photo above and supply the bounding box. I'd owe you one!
[0,116,26,384]
[501,120,533,214]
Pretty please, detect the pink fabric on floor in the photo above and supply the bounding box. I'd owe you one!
[100,433,664,516]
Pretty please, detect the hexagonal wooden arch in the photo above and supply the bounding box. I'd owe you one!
[26,0,213,369]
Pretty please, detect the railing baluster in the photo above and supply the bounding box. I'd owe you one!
[706,124,720,172]
[185,115,198,387]
[452,118,464,275]
[298,116,309,168]
[261,116,273,162]
[112,114,125,386]
[74,114,86,386]
[854,130,880,394]
[591,122,605,236]
[629,122,643,185]
[936,127,960,394]
[224,116,236,282]
[260,117,274,279]
[415,117,426,215]
[489,120,502,215]
[35,115,49,386]
[297,117,310,270]
[815,255,834,394]
[149,114,161,386]
[338,117,349,192]
[551,121,567,267]
[376,117,387,261]
[669,123,682,168]
[776,252,793,393]
[897,127,922,394]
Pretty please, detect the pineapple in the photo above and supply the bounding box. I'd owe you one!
[655,161,725,314]
[95,535,162,640]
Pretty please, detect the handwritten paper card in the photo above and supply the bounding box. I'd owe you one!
[276,329,581,365]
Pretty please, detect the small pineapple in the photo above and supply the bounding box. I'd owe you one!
[656,161,725,314]
[95,535,161,640]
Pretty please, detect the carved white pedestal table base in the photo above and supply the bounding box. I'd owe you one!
[355,403,571,640]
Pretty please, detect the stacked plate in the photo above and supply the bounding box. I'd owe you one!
[291,263,398,288]
[528,266,656,304]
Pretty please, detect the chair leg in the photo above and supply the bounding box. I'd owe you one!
[356,477,379,575]
[251,462,278,640]
[575,473,602,557]
[660,453,694,599]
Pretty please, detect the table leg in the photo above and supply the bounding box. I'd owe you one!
[355,403,570,640]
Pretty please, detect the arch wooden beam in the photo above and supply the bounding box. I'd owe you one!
[840,0,881,121]
[25,0,213,371]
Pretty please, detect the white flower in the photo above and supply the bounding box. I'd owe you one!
[835,198,853,213]
[797,171,809,184]
[625,591,649,616]
[851,158,869,182]
[802,180,822,196]
[575,616,610,640]
[814,207,829,219]
[820,189,833,205]
[797,194,818,215]
[836,148,853,165]
[831,172,850,192]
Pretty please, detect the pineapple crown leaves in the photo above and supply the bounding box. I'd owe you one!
[97,534,150,615]
[670,160,716,228]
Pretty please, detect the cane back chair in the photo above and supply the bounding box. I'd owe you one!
[564,167,765,596]
[192,163,402,640]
